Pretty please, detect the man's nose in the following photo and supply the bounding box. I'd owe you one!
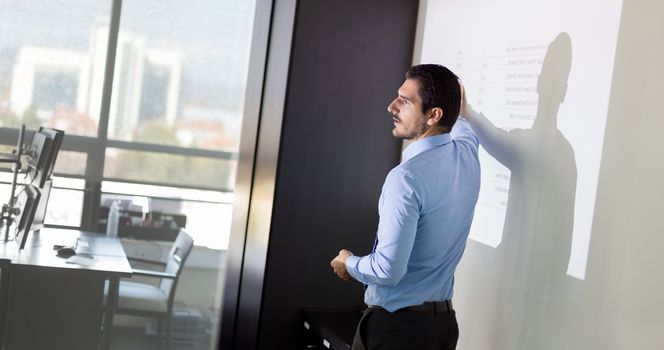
[387,100,398,115]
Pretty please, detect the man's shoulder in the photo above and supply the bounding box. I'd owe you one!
[385,163,421,186]
[398,146,445,172]
[386,157,432,189]
[388,163,413,178]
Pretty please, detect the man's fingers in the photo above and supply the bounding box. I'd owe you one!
[330,258,352,281]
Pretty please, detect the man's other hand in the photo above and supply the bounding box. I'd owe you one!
[331,249,353,281]
[460,84,474,119]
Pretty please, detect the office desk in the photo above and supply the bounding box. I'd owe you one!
[0,228,132,350]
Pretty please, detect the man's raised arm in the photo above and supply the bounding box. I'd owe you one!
[459,85,519,167]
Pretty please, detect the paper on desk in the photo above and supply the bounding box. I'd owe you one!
[65,254,94,266]
[77,240,89,249]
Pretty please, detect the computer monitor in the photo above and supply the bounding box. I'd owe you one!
[13,184,41,250]
[3,125,26,207]
[30,179,52,232]
[38,127,65,185]
[28,127,64,189]
[25,132,51,187]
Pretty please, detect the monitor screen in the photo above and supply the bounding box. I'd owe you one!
[13,184,41,249]
[35,127,64,187]
[25,128,64,189]
[25,132,51,187]
[30,179,52,231]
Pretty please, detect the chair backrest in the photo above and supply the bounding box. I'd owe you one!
[159,229,194,310]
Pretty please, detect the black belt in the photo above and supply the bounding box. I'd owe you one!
[368,300,453,314]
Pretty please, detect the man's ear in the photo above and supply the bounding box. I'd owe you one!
[426,107,444,126]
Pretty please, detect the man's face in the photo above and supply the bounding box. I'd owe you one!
[387,78,429,140]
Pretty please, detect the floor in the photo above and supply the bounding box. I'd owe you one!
[108,306,215,349]
[110,327,160,350]
[109,325,212,350]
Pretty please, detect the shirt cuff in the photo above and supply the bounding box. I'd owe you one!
[345,255,363,282]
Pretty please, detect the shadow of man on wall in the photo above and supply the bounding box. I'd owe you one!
[464,32,578,349]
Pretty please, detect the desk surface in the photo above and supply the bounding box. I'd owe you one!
[0,227,132,276]
[0,228,132,350]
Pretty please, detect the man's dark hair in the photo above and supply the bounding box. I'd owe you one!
[406,64,461,132]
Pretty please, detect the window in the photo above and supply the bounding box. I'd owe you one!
[108,0,253,151]
[101,180,234,249]
[0,0,255,246]
[0,0,110,136]
[1,0,263,348]
[47,177,86,227]
[104,148,236,190]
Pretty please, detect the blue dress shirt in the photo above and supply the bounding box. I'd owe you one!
[345,118,480,312]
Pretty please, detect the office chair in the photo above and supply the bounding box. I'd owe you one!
[109,229,194,349]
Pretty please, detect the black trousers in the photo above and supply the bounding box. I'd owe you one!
[351,307,458,350]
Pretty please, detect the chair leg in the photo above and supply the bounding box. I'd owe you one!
[154,317,171,350]
[165,317,172,350]
[156,319,164,349]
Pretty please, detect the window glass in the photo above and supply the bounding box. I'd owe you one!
[108,0,255,152]
[0,0,110,136]
[45,187,84,227]
[0,145,16,171]
[100,185,233,250]
[0,173,84,227]
[52,177,86,190]
[104,148,237,190]
[2,0,261,348]
[52,151,87,176]
[0,182,10,205]
[102,180,232,202]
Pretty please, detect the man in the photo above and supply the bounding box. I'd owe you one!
[330,64,480,350]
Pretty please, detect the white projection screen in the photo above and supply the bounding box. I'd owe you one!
[419,0,622,280]
[416,0,664,349]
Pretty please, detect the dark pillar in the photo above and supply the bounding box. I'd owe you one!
[257,1,419,348]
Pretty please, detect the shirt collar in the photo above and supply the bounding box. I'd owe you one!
[402,133,452,162]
